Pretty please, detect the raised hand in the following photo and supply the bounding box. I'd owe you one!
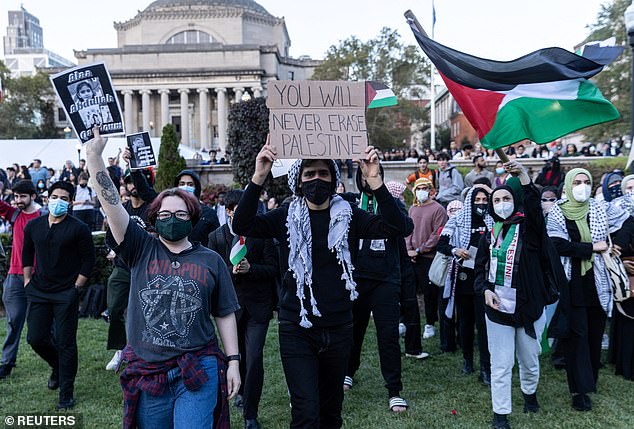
[359,145,382,190]
[503,160,530,185]
[85,126,108,158]
[252,135,276,186]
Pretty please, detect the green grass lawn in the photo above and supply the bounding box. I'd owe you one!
[0,317,633,428]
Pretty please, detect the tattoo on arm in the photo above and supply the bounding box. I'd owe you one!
[96,171,120,205]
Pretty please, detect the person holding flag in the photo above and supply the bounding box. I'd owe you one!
[208,189,278,429]
[232,137,411,428]
[474,161,559,429]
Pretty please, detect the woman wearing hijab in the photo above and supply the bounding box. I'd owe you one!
[437,185,493,385]
[475,161,558,429]
[547,168,630,411]
[536,157,565,188]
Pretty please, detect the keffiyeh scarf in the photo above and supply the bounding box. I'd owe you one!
[286,159,357,328]
[547,198,628,315]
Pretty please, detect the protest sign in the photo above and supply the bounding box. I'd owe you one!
[271,158,297,178]
[126,132,156,170]
[51,62,124,144]
[266,81,368,159]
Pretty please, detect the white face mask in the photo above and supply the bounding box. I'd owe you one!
[416,190,429,203]
[571,184,591,203]
[493,201,514,219]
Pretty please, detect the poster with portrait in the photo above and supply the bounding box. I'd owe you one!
[126,132,156,170]
[50,62,124,144]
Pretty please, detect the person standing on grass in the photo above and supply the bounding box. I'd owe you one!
[104,173,154,372]
[404,155,435,191]
[86,127,240,428]
[474,161,560,429]
[208,189,279,429]
[343,167,414,413]
[72,173,97,231]
[0,180,42,380]
[406,178,448,343]
[232,137,411,428]
[22,181,95,410]
[547,168,630,412]
[437,185,493,385]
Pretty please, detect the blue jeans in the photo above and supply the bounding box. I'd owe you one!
[136,355,218,429]
[1,274,28,366]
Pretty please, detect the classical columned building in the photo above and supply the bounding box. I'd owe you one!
[74,0,320,155]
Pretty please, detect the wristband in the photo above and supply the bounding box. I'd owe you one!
[226,354,241,362]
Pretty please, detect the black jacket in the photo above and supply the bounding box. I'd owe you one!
[208,224,278,323]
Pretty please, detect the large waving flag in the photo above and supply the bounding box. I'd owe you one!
[405,11,623,150]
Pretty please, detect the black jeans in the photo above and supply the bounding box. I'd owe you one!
[106,266,130,350]
[439,297,457,352]
[562,305,607,394]
[455,293,490,370]
[400,266,422,355]
[413,257,439,325]
[73,209,94,231]
[347,279,402,397]
[236,307,269,420]
[279,320,353,429]
[26,285,79,400]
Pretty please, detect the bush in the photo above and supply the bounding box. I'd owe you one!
[227,98,291,202]
[155,124,187,191]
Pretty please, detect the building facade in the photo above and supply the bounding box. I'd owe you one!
[75,0,320,155]
[3,7,75,77]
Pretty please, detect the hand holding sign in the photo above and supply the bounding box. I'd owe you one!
[359,146,383,190]
[252,135,277,186]
[85,126,108,158]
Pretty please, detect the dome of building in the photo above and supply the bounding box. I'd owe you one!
[144,0,273,17]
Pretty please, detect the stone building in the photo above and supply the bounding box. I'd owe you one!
[74,0,320,154]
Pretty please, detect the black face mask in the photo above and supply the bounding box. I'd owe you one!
[474,203,488,216]
[80,183,87,188]
[301,178,332,205]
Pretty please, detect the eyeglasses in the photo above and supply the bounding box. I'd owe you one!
[541,198,557,203]
[156,210,191,221]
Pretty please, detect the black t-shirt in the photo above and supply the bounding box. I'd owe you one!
[114,221,240,362]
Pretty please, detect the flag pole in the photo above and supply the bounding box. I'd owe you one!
[405,10,436,151]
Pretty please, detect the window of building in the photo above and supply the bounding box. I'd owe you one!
[166,30,212,45]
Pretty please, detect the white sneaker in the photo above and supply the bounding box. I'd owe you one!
[106,350,122,371]
[405,351,430,360]
[423,324,436,339]
[399,323,406,338]
[601,333,609,351]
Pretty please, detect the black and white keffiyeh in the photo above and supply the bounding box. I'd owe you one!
[440,187,494,317]
[547,198,628,315]
[286,159,357,328]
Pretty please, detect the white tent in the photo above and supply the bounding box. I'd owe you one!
[0,138,203,171]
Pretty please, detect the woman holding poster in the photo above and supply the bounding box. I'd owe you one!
[85,127,240,429]
[231,137,411,427]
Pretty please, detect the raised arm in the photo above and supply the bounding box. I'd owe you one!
[85,127,129,244]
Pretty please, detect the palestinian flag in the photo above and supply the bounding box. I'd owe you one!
[406,15,622,150]
[366,81,397,109]
[230,235,247,266]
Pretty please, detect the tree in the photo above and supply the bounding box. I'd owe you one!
[581,0,631,143]
[0,61,58,139]
[155,124,186,191]
[227,97,290,201]
[311,27,430,150]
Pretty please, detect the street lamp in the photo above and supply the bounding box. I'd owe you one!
[64,126,71,139]
[624,2,634,150]
[75,142,82,166]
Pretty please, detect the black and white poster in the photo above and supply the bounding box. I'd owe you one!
[50,62,124,143]
[127,132,156,170]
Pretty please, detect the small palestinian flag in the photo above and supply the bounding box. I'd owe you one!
[366,81,397,109]
[406,13,622,150]
[230,235,247,266]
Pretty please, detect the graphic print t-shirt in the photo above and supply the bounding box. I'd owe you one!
[115,221,240,362]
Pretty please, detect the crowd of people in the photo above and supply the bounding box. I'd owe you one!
[0,133,633,429]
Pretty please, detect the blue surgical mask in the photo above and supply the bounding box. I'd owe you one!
[179,185,196,195]
[48,198,69,217]
[495,167,505,175]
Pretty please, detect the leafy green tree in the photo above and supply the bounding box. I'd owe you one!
[312,27,429,150]
[0,62,58,138]
[155,124,186,191]
[227,97,290,201]
[581,0,630,143]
